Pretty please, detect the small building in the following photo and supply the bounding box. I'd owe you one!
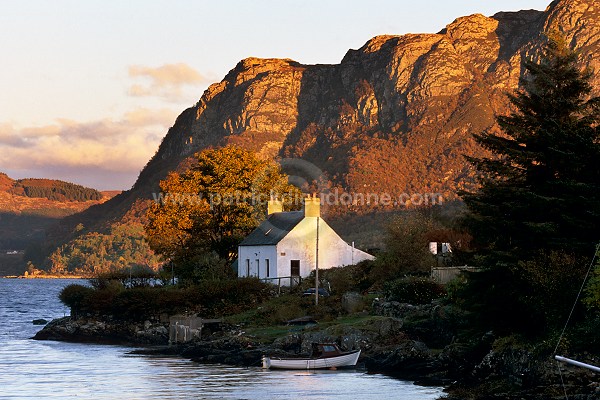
[429,242,452,256]
[168,315,222,343]
[429,241,452,267]
[237,195,374,286]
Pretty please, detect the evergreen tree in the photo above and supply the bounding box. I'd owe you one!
[463,34,600,263]
[459,35,600,334]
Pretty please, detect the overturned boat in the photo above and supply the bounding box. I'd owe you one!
[262,343,361,370]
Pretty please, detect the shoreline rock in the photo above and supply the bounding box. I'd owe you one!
[33,317,168,345]
[34,312,600,399]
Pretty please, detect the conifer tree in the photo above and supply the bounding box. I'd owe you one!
[463,34,600,263]
[458,35,600,334]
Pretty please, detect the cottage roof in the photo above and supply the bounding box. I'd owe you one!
[239,211,304,246]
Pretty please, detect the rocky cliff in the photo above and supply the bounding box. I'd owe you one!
[136,0,599,200]
[50,0,600,247]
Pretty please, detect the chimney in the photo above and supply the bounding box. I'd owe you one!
[267,196,283,215]
[304,193,320,218]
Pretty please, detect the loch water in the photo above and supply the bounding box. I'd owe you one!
[0,278,444,399]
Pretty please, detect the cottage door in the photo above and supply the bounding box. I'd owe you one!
[290,260,300,276]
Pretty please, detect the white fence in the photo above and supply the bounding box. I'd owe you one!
[261,276,302,295]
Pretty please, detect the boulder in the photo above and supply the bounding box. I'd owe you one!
[372,299,420,318]
[33,317,169,345]
[341,292,364,313]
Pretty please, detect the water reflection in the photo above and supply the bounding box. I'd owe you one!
[0,279,444,399]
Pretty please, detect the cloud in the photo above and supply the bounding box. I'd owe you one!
[128,63,209,102]
[0,108,178,190]
[0,123,63,148]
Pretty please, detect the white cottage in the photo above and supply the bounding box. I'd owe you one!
[237,195,374,285]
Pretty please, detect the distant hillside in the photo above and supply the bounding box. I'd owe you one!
[1,173,102,202]
[44,0,600,268]
[0,173,114,216]
[0,173,119,275]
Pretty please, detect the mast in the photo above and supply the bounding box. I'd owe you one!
[315,216,319,305]
[555,356,600,373]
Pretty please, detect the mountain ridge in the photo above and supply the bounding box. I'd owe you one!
[42,0,600,268]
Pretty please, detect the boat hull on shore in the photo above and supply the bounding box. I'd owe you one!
[262,349,361,370]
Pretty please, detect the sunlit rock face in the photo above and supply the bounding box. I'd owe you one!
[47,0,592,257]
[137,0,598,204]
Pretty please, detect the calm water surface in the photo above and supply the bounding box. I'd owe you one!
[0,279,444,399]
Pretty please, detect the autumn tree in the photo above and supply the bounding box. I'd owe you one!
[459,35,600,334]
[145,146,301,279]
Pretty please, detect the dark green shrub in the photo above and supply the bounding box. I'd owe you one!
[157,287,198,315]
[520,251,589,328]
[402,304,470,348]
[58,275,272,321]
[583,254,600,311]
[192,277,271,317]
[111,288,162,321]
[59,284,94,318]
[383,277,445,304]
[319,261,374,294]
[445,274,468,305]
[85,286,121,316]
[569,314,600,354]
[227,294,308,326]
[89,268,158,290]
[450,266,545,336]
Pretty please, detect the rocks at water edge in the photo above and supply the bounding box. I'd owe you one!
[33,317,168,345]
[33,307,600,398]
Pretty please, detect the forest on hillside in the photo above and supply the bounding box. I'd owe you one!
[46,223,163,275]
[9,179,103,202]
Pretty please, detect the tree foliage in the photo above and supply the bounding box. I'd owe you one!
[584,248,600,311]
[47,223,162,275]
[10,179,102,201]
[58,278,270,321]
[370,208,469,281]
[59,284,94,319]
[383,276,446,305]
[371,211,439,279]
[459,35,600,334]
[145,146,301,277]
[463,34,600,262]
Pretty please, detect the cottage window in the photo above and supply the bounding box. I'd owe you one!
[246,259,250,276]
[265,259,270,277]
[255,259,260,277]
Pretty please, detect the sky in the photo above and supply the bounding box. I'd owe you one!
[0,0,552,190]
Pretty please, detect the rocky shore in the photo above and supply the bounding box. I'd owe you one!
[34,316,169,345]
[34,301,600,399]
